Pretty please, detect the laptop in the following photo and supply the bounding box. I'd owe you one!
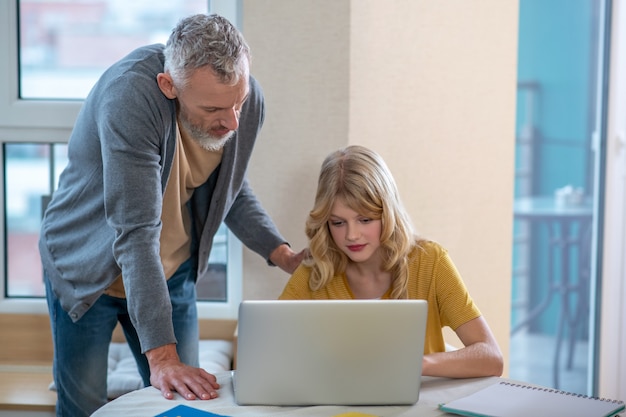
[232,299,428,406]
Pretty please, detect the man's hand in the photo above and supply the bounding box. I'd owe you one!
[146,344,220,401]
[269,244,306,274]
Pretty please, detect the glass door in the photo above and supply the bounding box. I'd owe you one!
[509,0,609,396]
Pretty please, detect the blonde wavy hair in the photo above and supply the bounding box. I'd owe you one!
[304,145,419,299]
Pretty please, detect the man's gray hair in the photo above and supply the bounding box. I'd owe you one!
[163,14,250,88]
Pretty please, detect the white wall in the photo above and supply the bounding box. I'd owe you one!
[241,0,518,376]
[598,0,626,401]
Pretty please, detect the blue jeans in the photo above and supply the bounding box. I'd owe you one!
[45,258,199,417]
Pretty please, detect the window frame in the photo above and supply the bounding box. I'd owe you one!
[598,0,626,399]
[0,1,82,137]
[0,0,243,319]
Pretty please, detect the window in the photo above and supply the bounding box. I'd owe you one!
[0,0,243,319]
[509,0,608,396]
[4,143,66,298]
[19,0,207,100]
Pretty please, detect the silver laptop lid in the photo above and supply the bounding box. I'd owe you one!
[234,299,427,406]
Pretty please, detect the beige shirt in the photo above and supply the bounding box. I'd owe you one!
[105,125,223,298]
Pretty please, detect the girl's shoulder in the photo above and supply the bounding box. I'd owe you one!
[411,238,448,260]
[291,262,314,280]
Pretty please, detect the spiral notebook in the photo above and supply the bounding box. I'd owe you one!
[439,381,625,417]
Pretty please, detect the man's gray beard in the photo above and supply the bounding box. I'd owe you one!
[194,130,234,152]
[180,117,234,152]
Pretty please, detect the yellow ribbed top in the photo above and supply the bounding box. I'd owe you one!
[279,240,481,354]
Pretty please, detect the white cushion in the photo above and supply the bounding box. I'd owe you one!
[49,340,233,399]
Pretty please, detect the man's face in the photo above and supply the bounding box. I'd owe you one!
[175,67,249,151]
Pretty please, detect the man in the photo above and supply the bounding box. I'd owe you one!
[39,14,304,417]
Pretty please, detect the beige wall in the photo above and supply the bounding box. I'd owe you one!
[242,0,351,298]
[241,0,518,376]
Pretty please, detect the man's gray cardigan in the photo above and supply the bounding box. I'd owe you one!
[38,44,286,352]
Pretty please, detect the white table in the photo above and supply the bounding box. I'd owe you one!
[92,371,505,416]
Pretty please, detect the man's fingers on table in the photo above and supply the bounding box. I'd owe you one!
[162,369,220,401]
[184,369,220,400]
[159,383,175,400]
[198,368,220,389]
[151,364,220,400]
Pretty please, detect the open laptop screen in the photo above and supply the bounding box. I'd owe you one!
[233,299,428,406]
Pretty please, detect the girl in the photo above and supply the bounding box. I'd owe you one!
[279,145,503,378]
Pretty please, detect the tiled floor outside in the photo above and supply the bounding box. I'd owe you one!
[509,329,589,395]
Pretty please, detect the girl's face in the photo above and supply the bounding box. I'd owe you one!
[328,197,383,266]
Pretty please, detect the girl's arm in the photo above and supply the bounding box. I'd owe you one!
[422,316,504,378]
